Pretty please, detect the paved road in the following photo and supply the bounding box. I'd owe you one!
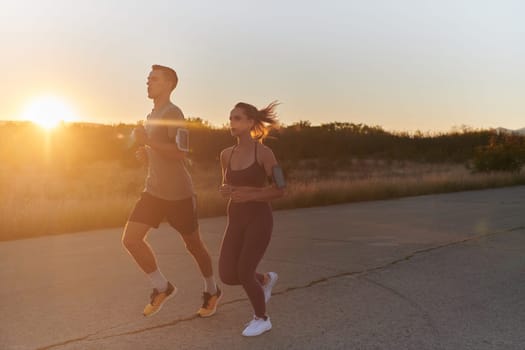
[1,186,524,350]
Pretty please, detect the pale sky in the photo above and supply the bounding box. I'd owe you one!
[1,0,524,132]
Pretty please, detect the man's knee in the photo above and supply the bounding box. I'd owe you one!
[122,233,140,252]
[185,240,201,255]
[122,222,149,251]
[183,231,205,255]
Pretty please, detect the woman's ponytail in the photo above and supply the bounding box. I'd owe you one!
[235,101,280,141]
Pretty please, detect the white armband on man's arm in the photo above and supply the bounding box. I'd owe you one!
[175,128,190,152]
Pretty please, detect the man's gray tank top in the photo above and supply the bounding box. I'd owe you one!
[144,102,194,200]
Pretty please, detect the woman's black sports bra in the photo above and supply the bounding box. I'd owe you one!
[225,142,267,188]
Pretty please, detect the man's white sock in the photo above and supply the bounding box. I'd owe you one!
[148,269,168,292]
[204,276,217,295]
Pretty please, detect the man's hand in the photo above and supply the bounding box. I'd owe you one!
[136,146,148,164]
[133,124,148,145]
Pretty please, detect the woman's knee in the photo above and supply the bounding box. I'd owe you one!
[220,274,239,286]
[219,265,240,285]
[237,266,256,286]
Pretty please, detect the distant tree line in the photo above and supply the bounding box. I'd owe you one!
[0,120,523,172]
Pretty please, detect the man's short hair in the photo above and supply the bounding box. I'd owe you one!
[152,64,178,90]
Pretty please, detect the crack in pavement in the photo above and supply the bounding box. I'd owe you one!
[36,334,95,350]
[35,320,149,350]
[360,276,443,349]
[36,225,524,350]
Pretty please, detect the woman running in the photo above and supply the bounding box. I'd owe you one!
[218,101,285,336]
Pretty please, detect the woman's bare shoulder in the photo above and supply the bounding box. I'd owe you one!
[258,143,277,162]
[220,146,235,160]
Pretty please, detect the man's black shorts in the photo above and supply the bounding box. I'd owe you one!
[128,192,198,235]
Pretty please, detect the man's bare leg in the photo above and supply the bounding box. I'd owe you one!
[122,221,176,316]
[122,220,168,290]
[122,221,158,274]
[181,228,222,317]
[181,228,214,285]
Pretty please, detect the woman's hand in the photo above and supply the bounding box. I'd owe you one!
[220,185,264,202]
[219,184,232,198]
[230,187,259,203]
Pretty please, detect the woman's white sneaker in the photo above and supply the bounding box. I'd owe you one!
[263,272,278,303]
[242,316,272,337]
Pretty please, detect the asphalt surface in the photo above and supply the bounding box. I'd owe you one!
[1,186,524,350]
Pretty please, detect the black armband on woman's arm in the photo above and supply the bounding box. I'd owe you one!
[271,165,286,189]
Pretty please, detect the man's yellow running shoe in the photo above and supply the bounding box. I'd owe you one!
[197,286,222,318]
[143,282,176,317]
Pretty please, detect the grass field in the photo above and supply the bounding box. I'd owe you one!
[1,158,524,241]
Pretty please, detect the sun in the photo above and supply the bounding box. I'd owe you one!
[21,95,78,130]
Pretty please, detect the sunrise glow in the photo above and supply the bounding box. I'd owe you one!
[20,95,78,130]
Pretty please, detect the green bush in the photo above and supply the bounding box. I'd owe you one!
[470,135,525,173]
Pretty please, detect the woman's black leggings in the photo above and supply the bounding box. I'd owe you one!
[219,201,273,318]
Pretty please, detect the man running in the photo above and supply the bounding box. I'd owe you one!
[122,64,221,318]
